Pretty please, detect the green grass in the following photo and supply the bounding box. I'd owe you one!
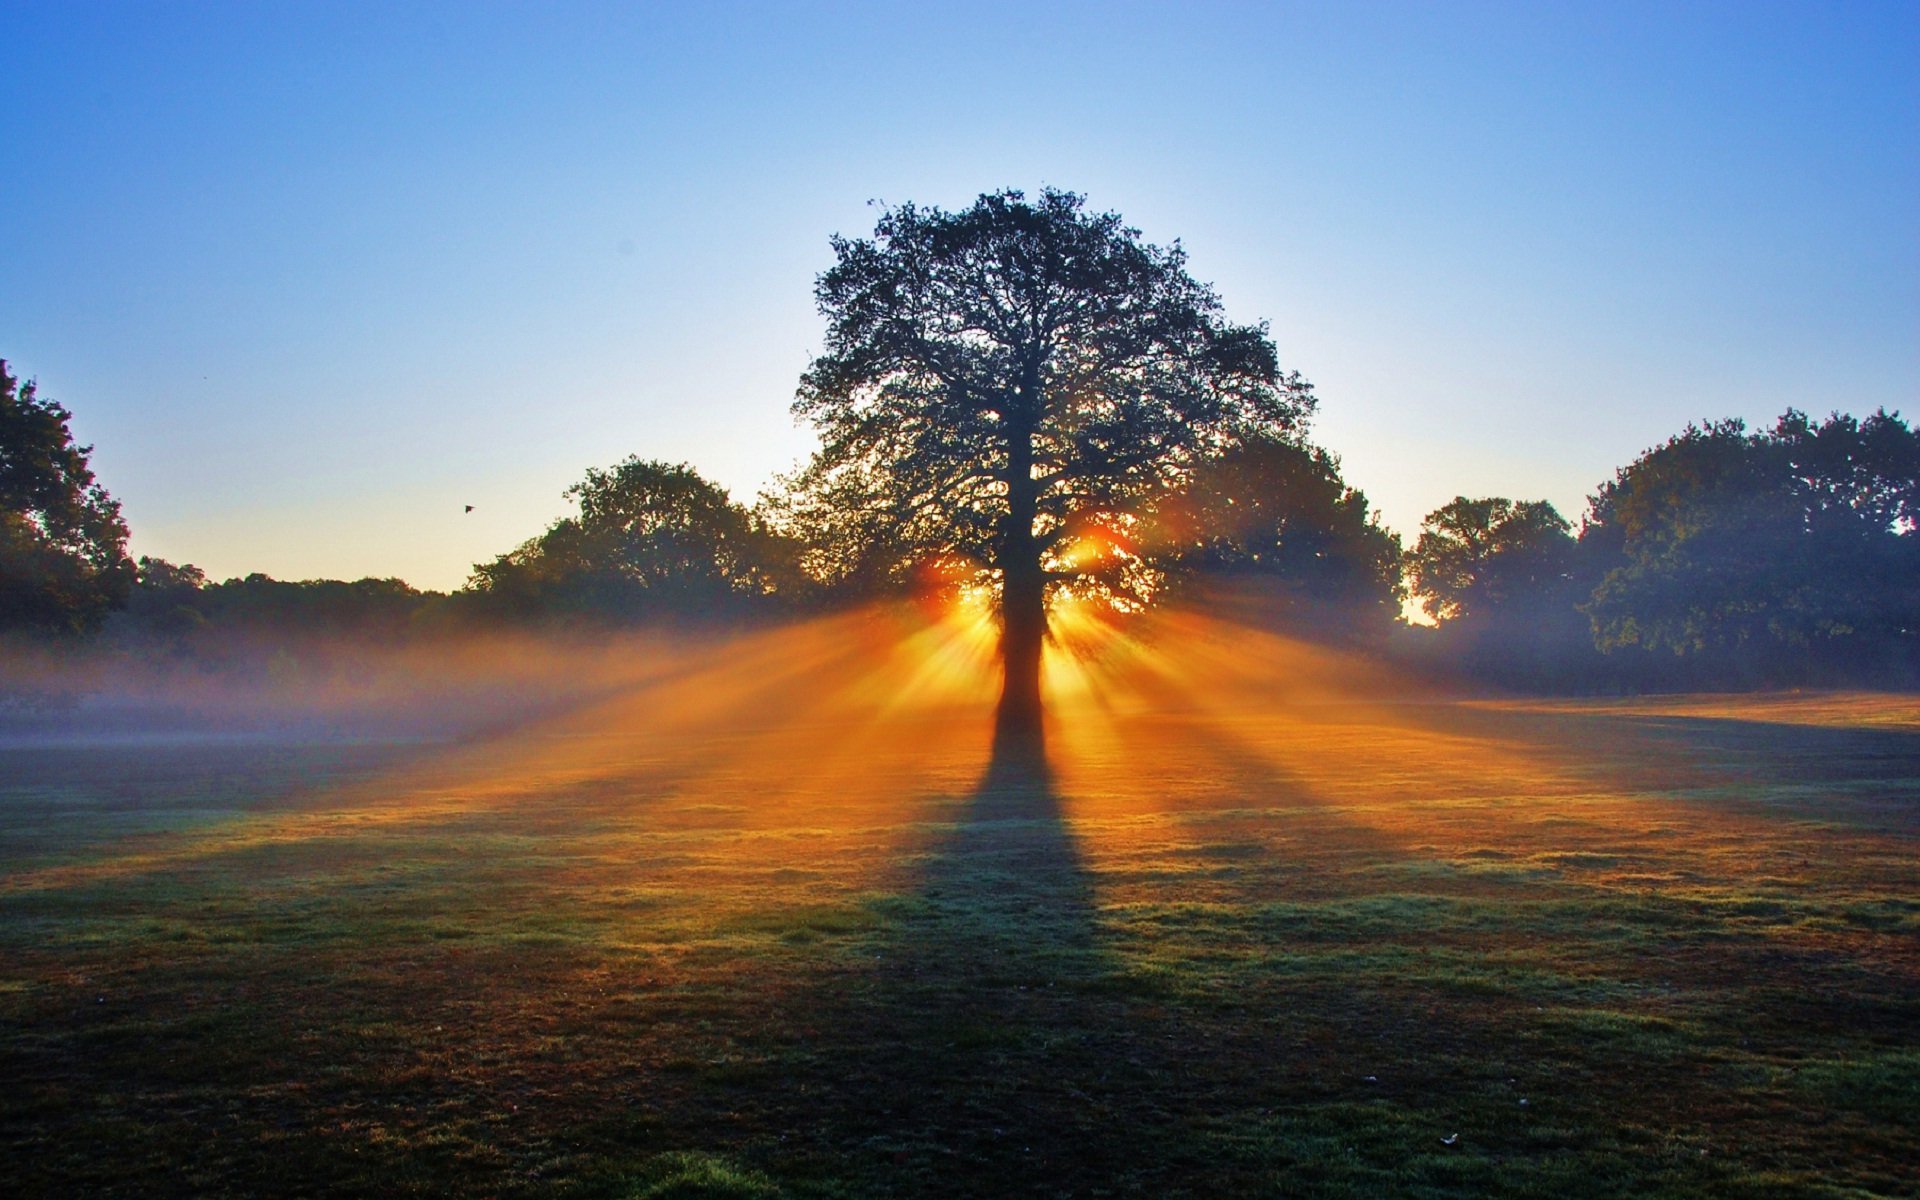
[1,687,1916,1198]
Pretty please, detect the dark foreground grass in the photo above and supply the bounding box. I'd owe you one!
[1,619,1916,1198]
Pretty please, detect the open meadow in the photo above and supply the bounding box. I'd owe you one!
[2,606,1916,1198]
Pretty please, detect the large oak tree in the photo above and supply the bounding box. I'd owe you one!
[790,190,1314,740]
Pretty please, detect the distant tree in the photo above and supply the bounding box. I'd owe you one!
[468,458,790,622]
[1584,410,1919,681]
[203,574,429,638]
[114,556,212,645]
[1407,497,1574,624]
[1402,496,1594,688]
[133,555,207,593]
[789,189,1314,740]
[0,361,134,633]
[1153,436,1403,639]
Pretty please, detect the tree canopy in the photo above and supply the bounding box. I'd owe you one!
[466,458,790,623]
[0,361,133,634]
[1152,436,1403,639]
[788,188,1315,736]
[1406,497,1574,624]
[1584,410,1919,676]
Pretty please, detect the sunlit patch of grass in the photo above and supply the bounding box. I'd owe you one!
[1489,690,1920,732]
[720,902,888,944]
[623,1151,781,1199]
[1789,1050,1920,1124]
[1832,897,1920,933]
[1532,1007,1697,1059]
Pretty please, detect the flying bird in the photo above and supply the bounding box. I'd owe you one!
[464,505,474,513]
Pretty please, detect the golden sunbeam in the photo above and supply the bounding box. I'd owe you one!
[10,595,1912,950]
[6,592,1917,1200]
[0,607,1000,900]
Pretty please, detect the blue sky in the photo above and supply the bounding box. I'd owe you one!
[4,1,1915,590]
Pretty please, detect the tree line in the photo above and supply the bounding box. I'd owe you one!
[1407,409,1919,691]
[5,190,1915,705]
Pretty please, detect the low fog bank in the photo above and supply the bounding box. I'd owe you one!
[0,584,1420,750]
[0,623,733,746]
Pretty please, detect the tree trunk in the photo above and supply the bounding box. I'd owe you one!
[998,552,1046,745]
[996,382,1046,749]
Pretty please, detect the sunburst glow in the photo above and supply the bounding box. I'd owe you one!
[7,596,1917,1198]
[11,593,1882,918]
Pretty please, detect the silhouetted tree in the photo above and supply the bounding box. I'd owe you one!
[203,574,429,637]
[133,556,208,594]
[113,561,439,647]
[468,458,792,623]
[113,556,212,646]
[1584,410,1919,684]
[0,361,134,634]
[1404,496,1594,688]
[1154,436,1403,639]
[789,189,1314,739]
[1407,497,1574,623]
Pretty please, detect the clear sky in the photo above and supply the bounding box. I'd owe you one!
[4,1,1915,591]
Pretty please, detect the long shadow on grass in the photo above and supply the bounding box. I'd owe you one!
[757,718,1467,1197]
[789,724,1134,1189]
[743,698,1920,1197]
[739,720,1315,1195]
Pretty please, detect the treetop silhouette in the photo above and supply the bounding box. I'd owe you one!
[787,188,1316,738]
[1406,497,1574,624]
[0,360,134,634]
[1585,409,1919,660]
[467,457,794,624]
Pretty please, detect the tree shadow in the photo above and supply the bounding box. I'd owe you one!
[823,723,1123,1180]
[750,680,1920,1195]
[755,712,1461,1195]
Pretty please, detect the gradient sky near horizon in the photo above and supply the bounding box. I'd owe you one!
[4,1,1915,591]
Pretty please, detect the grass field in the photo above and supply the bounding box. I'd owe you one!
[3,606,1916,1198]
